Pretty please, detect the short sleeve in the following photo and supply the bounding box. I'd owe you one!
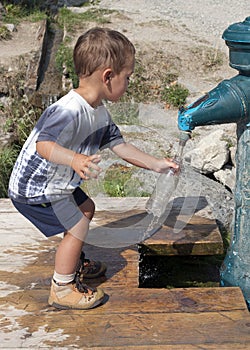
[99,117,125,150]
[36,105,78,148]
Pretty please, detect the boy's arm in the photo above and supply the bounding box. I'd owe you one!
[112,142,178,173]
[36,141,101,180]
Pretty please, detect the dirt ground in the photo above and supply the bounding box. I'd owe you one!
[0,21,43,67]
[98,0,248,95]
[0,1,248,97]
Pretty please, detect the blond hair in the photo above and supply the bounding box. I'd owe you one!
[73,27,135,78]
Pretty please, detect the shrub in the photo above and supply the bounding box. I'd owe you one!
[161,82,189,108]
[0,63,42,198]
[2,2,46,23]
[0,145,21,198]
[0,25,12,40]
[55,44,78,88]
[3,94,42,147]
[121,56,189,107]
[57,7,114,32]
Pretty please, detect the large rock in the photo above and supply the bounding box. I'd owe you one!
[185,129,229,174]
[214,165,236,191]
[178,164,234,230]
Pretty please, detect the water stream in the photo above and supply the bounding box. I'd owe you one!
[143,132,190,240]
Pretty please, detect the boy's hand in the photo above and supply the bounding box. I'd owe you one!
[71,154,101,180]
[156,158,180,174]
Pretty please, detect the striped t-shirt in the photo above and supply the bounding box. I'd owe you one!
[8,90,124,204]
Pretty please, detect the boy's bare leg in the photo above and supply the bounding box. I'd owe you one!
[77,197,107,279]
[56,198,95,274]
[55,233,83,275]
[55,197,106,281]
[49,207,105,309]
[55,213,90,275]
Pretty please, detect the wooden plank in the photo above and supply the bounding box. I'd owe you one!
[89,196,223,255]
[1,198,223,255]
[0,245,140,289]
[0,212,40,229]
[0,262,139,289]
[1,311,249,348]
[83,244,139,288]
[88,346,250,350]
[89,210,223,256]
[1,282,249,348]
[141,214,223,255]
[0,198,18,212]
[1,286,247,314]
[0,260,139,288]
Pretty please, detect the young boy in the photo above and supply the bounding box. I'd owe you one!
[8,27,178,310]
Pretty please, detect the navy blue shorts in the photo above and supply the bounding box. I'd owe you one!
[11,187,89,237]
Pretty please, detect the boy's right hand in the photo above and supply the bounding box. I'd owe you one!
[71,153,101,180]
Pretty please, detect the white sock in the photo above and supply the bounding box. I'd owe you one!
[53,271,75,285]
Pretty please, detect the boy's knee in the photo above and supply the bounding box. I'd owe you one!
[79,197,95,220]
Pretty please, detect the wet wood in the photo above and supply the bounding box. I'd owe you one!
[78,346,250,350]
[0,198,249,349]
[2,310,250,348]
[1,286,247,314]
[141,214,223,255]
[89,196,224,256]
[0,197,223,255]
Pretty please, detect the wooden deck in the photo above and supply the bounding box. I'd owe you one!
[0,198,250,349]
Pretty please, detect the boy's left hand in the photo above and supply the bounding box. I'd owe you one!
[71,153,102,180]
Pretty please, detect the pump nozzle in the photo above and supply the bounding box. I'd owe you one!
[178,79,248,132]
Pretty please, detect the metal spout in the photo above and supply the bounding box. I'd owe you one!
[178,75,249,132]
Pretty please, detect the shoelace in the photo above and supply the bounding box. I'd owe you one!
[78,252,99,274]
[74,272,96,294]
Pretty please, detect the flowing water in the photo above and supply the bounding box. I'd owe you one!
[143,141,186,239]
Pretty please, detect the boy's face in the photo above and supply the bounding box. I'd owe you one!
[105,58,135,102]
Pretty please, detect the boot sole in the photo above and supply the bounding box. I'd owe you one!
[48,294,106,310]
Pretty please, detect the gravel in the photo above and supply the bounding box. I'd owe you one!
[98,0,248,231]
[99,0,249,47]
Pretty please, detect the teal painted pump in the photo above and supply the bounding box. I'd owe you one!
[178,17,250,309]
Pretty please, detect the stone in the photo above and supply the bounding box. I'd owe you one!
[185,129,229,174]
[214,166,236,191]
[4,24,17,32]
[230,146,237,167]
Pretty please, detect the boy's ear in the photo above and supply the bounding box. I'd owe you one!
[103,68,113,84]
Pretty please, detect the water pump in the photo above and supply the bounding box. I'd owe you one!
[178,17,250,309]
